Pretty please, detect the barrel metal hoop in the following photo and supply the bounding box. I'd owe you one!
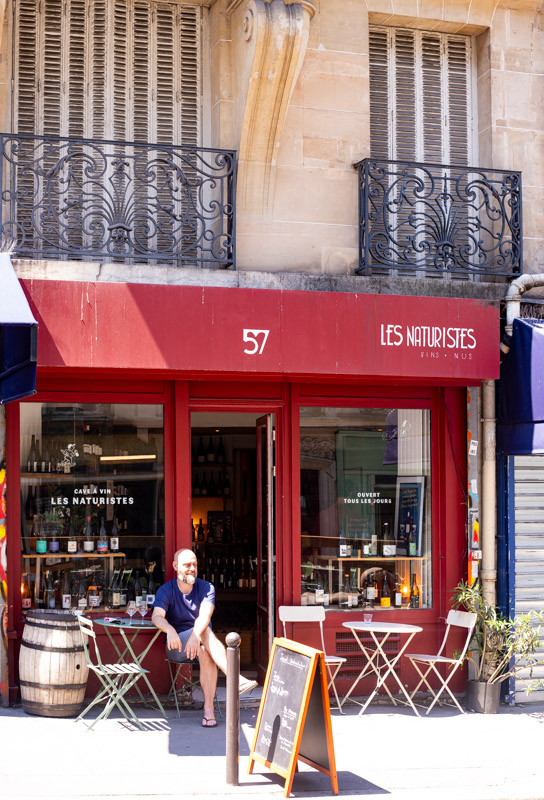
[19,678,88,690]
[21,640,84,654]
[24,619,80,631]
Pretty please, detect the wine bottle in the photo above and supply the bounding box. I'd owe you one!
[83,515,94,553]
[26,434,37,473]
[196,437,206,463]
[36,516,47,554]
[134,572,143,607]
[216,436,225,464]
[62,571,71,609]
[338,531,348,557]
[380,572,391,607]
[206,436,216,463]
[408,524,417,556]
[21,574,32,610]
[382,522,395,557]
[197,518,205,542]
[409,573,420,608]
[192,472,200,496]
[343,573,352,607]
[45,571,55,609]
[48,526,59,553]
[25,486,35,521]
[111,570,121,609]
[35,439,42,473]
[366,572,376,605]
[223,472,231,496]
[371,529,378,556]
[146,570,156,606]
[109,518,119,552]
[394,575,403,607]
[208,472,216,496]
[97,517,108,553]
[200,472,208,496]
[67,518,77,553]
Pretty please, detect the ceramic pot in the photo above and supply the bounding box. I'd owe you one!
[465,680,501,714]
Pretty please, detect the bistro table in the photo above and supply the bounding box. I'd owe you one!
[340,620,423,716]
[93,616,167,719]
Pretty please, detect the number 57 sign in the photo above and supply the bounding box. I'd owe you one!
[243,329,270,355]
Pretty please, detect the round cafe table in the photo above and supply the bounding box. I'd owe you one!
[340,620,423,716]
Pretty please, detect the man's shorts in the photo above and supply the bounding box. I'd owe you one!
[166,628,198,663]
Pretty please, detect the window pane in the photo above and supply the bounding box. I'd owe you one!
[20,402,164,614]
[300,406,432,610]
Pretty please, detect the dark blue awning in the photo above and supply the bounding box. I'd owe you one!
[498,317,544,454]
[0,255,37,404]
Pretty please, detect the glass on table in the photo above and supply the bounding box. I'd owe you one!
[127,600,137,624]
[138,602,148,622]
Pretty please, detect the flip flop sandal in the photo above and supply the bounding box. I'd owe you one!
[202,717,217,728]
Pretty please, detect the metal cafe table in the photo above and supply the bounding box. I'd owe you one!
[340,620,423,716]
[93,616,167,720]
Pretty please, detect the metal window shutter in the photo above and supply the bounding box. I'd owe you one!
[513,455,544,704]
[369,26,472,165]
[13,0,202,145]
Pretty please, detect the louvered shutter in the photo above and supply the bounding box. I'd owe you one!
[369,26,473,165]
[13,0,202,146]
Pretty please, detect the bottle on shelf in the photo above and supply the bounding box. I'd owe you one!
[404,511,412,551]
[40,441,48,473]
[338,531,348,557]
[35,439,42,473]
[45,571,55,609]
[216,436,225,464]
[408,523,417,557]
[223,472,231,496]
[196,436,206,463]
[110,570,121,609]
[62,571,71,609]
[146,568,157,606]
[208,472,216,496]
[134,572,143,608]
[381,522,396,557]
[25,486,36,521]
[21,574,32,610]
[380,572,392,607]
[394,575,403,608]
[409,573,420,608]
[362,522,371,556]
[342,572,352,608]
[97,517,108,554]
[48,526,60,554]
[206,437,216,463]
[192,472,200,496]
[200,472,208,496]
[109,518,119,552]
[36,516,47,554]
[250,557,257,590]
[197,519,205,542]
[366,571,377,606]
[26,434,37,473]
[67,518,78,554]
[83,515,94,553]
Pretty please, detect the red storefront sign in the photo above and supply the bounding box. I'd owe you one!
[23,280,499,381]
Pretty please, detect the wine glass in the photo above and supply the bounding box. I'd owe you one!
[138,601,148,623]
[126,600,136,625]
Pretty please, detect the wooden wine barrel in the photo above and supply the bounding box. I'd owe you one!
[19,609,89,717]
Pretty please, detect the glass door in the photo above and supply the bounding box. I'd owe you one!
[256,414,275,683]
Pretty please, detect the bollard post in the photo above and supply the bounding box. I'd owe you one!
[225,631,241,786]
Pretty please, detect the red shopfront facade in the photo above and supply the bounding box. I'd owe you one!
[6,279,499,698]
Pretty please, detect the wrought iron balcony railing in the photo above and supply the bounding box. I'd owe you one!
[0,133,236,268]
[356,158,522,279]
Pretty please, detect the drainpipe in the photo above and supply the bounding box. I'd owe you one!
[481,273,544,607]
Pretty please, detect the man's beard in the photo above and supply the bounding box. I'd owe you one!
[180,571,196,585]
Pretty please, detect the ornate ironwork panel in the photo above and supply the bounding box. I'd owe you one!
[0,133,236,269]
[356,158,522,278]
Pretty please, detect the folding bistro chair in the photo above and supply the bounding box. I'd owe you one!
[406,609,477,715]
[76,615,150,731]
[279,605,346,712]
[166,654,222,719]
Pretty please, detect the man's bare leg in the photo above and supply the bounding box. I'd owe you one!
[197,646,218,725]
[200,628,258,693]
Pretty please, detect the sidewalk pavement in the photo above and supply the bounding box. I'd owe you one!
[1,690,544,800]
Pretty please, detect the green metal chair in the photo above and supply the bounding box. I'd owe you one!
[76,615,150,731]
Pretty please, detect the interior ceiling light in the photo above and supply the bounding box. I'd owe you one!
[100,454,156,462]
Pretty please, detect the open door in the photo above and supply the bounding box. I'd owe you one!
[256,414,275,684]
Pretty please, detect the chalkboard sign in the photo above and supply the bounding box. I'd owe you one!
[248,637,338,797]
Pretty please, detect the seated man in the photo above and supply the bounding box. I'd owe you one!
[152,547,258,727]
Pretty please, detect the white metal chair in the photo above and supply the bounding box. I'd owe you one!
[76,615,149,731]
[406,609,477,715]
[278,605,346,712]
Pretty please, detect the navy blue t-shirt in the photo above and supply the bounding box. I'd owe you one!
[153,577,215,634]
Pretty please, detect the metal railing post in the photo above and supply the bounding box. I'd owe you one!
[225,631,240,786]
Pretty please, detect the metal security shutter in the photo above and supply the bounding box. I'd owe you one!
[368,26,473,165]
[13,0,202,146]
[513,455,544,703]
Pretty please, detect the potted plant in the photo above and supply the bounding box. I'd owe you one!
[452,581,544,713]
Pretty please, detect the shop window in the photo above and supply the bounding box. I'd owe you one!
[20,402,164,614]
[300,407,432,610]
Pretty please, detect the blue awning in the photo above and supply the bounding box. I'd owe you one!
[0,254,37,404]
[498,317,544,454]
